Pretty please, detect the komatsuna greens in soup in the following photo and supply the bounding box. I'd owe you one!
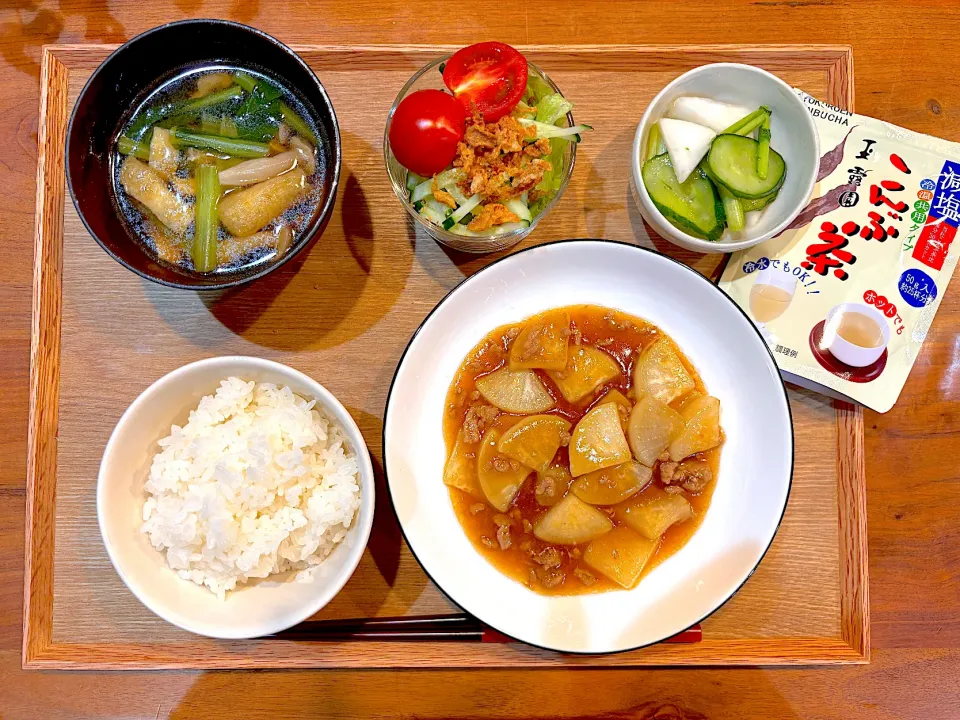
[113,65,325,274]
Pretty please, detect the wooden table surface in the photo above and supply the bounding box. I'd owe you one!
[2,1,958,718]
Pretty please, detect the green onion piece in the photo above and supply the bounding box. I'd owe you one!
[721,106,771,136]
[232,72,258,93]
[280,102,317,145]
[192,164,220,272]
[117,135,150,160]
[170,128,271,157]
[757,114,772,179]
[128,86,244,140]
[733,111,768,137]
[718,185,745,231]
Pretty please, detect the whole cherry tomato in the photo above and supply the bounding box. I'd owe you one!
[389,89,466,177]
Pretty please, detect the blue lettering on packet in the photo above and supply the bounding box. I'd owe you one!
[742,257,770,274]
[929,160,960,228]
[898,269,938,308]
[920,178,936,192]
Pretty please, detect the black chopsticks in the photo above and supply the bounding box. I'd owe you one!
[268,613,702,644]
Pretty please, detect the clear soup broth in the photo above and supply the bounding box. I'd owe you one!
[112,64,325,275]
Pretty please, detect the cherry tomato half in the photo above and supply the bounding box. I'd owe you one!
[442,42,528,122]
[389,89,466,177]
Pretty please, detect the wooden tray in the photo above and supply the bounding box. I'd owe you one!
[24,43,867,669]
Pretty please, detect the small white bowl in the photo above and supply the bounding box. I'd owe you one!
[97,356,375,639]
[823,302,890,367]
[384,239,793,654]
[631,63,820,254]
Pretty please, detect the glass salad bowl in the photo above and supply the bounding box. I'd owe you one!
[384,56,578,254]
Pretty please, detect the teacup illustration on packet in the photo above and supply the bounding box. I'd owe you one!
[809,302,890,382]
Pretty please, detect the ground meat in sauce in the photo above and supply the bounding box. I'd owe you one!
[462,403,499,445]
[574,567,597,586]
[659,461,679,485]
[535,473,558,502]
[496,524,512,550]
[534,546,563,569]
[491,454,521,472]
[675,460,713,493]
[469,503,486,515]
[534,566,565,588]
[516,324,548,363]
[558,428,571,447]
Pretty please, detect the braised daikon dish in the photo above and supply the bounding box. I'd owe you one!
[113,65,325,273]
[443,305,724,595]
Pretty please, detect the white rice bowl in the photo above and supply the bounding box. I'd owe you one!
[141,377,361,599]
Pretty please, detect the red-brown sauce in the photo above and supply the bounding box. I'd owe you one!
[443,305,722,595]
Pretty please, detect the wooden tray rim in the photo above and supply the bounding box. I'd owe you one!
[24,42,866,670]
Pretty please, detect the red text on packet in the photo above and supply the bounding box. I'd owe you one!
[802,222,857,280]
[890,154,911,174]
[870,181,909,215]
[860,211,899,241]
[913,220,955,271]
[864,289,904,333]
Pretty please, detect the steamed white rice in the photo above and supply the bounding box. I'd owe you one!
[141,377,361,599]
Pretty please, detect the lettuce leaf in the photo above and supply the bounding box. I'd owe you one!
[535,93,574,125]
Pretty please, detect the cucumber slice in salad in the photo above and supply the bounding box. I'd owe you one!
[504,197,533,222]
[410,177,434,203]
[518,118,592,141]
[419,203,447,224]
[435,168,463,188]
[447,183,470,206]
[450,221,530,237]
[642,153,725,241]
[410,169,464,203]
[707,134,786,199]
[406,172,425,192]
[442,193,484,230]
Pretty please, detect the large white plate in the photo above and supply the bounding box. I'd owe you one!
[384,240,792,653]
